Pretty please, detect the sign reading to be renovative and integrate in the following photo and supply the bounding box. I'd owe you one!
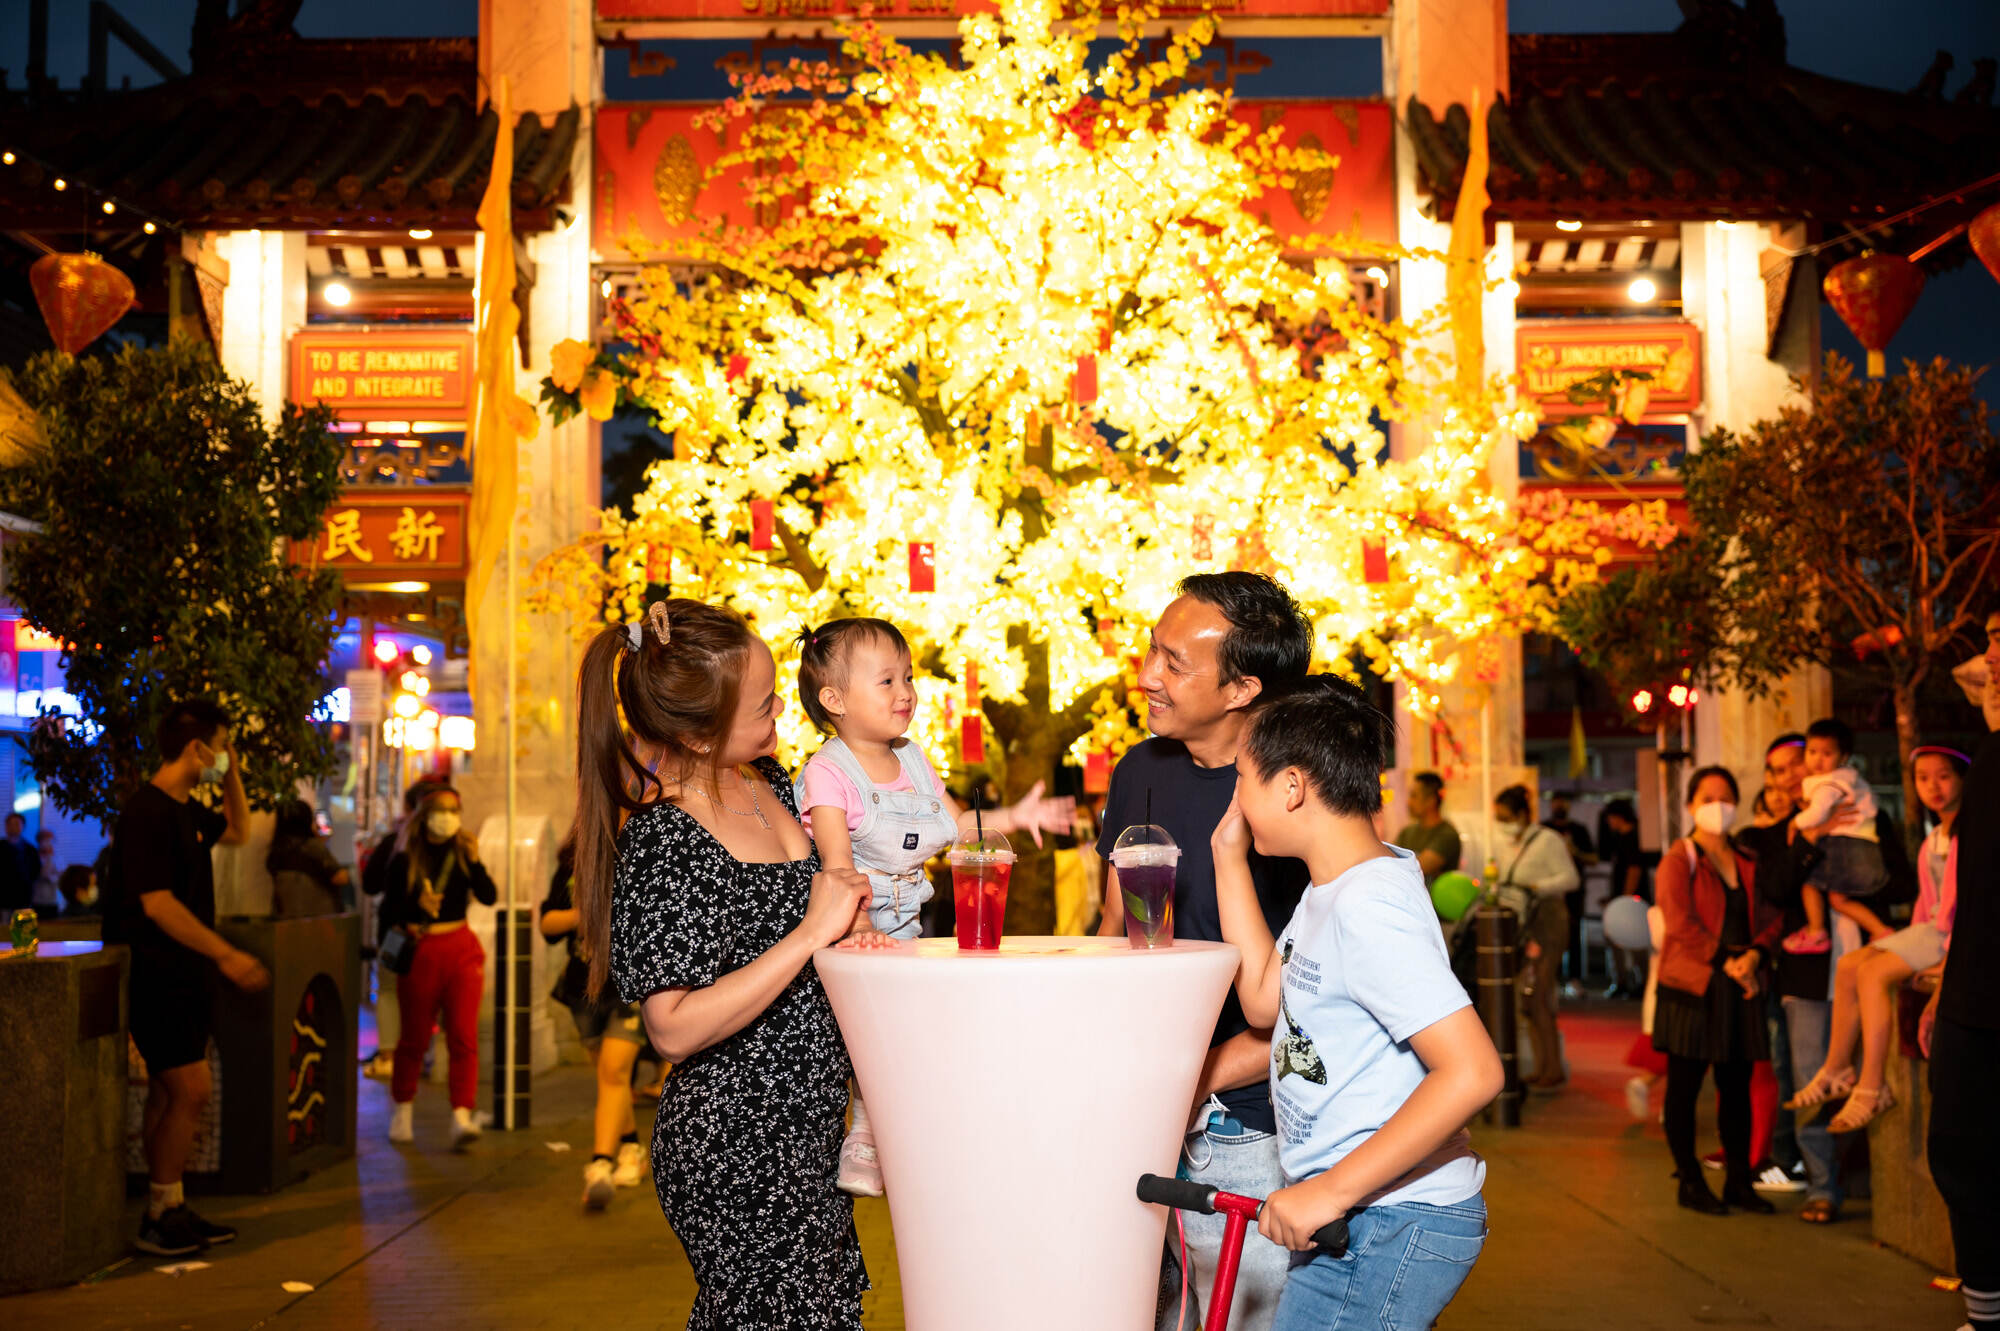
[290,331,473,414]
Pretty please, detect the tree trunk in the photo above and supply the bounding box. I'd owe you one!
[984,631,1097,935]
[1893,677,1922,851]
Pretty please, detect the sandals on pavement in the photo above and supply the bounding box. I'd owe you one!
[1828,1082,1896,1135]
[1784,1065,1857,1112]
[1799,1198,1839,1224]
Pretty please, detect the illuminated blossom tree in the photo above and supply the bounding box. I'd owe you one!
[537,0,1582,923]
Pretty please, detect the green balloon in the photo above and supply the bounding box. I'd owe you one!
[1430,870,1481,922]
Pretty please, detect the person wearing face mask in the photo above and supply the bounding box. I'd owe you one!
[1491,785,1577,1089]
[104,699,265,1257]
[1653,766,1785,1216]
[380,785,496,1149]
[59,864,100,917]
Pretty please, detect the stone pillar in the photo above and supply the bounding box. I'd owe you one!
[464,0,598,1073]
[210,228,306,908]
[213,229,306,429]
[1681,220,1827,798]
[1387,5,1522,857]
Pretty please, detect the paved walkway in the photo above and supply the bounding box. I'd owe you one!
[5,1003,1955,1329]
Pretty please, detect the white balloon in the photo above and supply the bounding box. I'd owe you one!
[1602,894,1653,951]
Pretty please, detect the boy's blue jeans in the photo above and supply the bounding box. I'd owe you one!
[1271,1194,1487,1331]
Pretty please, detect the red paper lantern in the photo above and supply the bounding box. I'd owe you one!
[1969,202,2000,289]
[29,252,136,355]
[1822,253,1924,377]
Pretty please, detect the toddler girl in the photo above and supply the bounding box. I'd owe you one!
[795,618,1074,1195]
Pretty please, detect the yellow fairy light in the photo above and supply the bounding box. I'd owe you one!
[528,0,1629,766]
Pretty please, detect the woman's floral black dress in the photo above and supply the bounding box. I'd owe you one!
[610,756,868,1330]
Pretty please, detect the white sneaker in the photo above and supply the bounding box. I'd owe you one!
[1752,1162,1808,1194]
[450,1106,481,1152]
[582,1158,615,1210]
[388,1101,414,1143]
[836,1128,884,1197]
[1624,1075,1651,1121]
[612,1141,646,1188]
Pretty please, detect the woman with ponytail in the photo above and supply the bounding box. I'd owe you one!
[573,599,873,1329]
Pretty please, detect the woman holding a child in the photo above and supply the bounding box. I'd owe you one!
[569,599,874,1330]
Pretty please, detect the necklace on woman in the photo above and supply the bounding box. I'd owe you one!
[685,767,771,830]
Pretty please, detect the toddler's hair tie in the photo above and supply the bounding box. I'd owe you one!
[622,622,643,653]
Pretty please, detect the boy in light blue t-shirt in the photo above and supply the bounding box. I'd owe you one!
[1212,677,1503,1331]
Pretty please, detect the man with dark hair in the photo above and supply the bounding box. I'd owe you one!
[104,699,265,1257]
[1096,570,1312,1331]
[1394,770,1461,885]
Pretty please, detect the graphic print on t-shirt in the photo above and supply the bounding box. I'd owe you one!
[1274,940,1327,1086]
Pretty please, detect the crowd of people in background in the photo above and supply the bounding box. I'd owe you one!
[18,589,1992,1331]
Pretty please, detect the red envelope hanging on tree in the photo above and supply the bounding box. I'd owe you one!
[909,542,935,593]
[961,714,985,765]
[1361,538,1390,584]
[1085,749,1111,794]
[750,499,775,550]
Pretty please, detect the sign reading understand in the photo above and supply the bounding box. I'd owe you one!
[1516,320,1702,418]
[290,332,473,415]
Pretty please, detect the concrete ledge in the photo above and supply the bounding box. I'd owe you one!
[1870,1016,1955,1272]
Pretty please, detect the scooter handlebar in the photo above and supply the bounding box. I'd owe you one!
[1136,1173,1215,1214]
[1136,1174,1351,1257]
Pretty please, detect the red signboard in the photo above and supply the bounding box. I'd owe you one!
[290,331,473,416]
[594,99,1394,259]
[600,0,1387,19]
[1517,480,1688,571]
[297,488,471,579]
[1516,320,1703,418]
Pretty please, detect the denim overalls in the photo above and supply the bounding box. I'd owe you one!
[799,737,957,939]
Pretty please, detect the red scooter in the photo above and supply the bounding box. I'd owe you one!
[1137,1174,1351,1331]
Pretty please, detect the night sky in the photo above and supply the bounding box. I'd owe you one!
[9,0,1998,385]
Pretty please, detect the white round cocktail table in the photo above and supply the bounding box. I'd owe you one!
[816,936,1241,1331]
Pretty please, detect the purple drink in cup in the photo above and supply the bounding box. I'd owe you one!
[1111,825,1180,949]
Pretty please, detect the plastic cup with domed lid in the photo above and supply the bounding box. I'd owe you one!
[1110,824,1180,949]
[948,828,1015,951]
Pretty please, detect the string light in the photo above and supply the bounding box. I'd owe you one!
[101,200,115,215]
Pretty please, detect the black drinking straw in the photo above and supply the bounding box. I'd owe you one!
[974,786,983,841]
[1146,789,1152,829]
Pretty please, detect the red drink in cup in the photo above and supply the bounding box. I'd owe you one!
[949,829,1014,952]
